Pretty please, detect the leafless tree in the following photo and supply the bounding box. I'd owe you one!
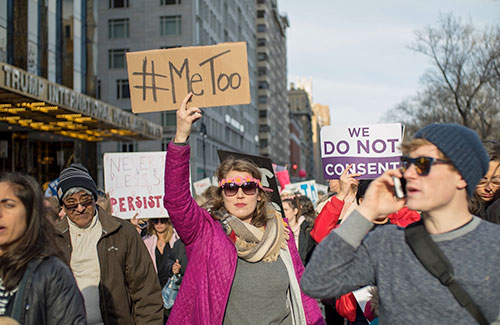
[384,14,500,140]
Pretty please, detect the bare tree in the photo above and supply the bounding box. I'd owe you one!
[384,14,500,140]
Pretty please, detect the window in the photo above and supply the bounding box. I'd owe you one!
[122,143,134,152]
[96,80,101,99]
[258,81,268,89]
[161,0,181,4]
[109,0,129,8]
[116,79,130,99]
[259,125,269,132]
[259,110,267,118]
[257,10,265,18]
[108,19,129,38]
[257,52,267,61]
[257,38,266,46]
[257,0,265,3]
[258,96,267,104]
[162,111,176,126]
[257,24,266,32]
[258,67,267,76]
[160,45,181,49]
[160,15,181,36]
[108,49,128,69]
[259,139,268,148]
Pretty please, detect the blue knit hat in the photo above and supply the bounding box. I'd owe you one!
[414,123,489,197]
[57,163,98,204]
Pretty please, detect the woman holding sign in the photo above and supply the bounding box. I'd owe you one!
[163,93,325,324]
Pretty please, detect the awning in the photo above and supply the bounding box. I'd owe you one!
[0,62,163,141]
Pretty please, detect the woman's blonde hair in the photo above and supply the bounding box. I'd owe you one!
[210,157,271,228]
[147,218,173,243]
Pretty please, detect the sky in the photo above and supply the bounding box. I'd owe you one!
[278,0,500,126]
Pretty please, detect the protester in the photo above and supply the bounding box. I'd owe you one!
[163,92,325,324]
[469,140,500,224]
[0,173,86,324]
[54,163,163,324]
[302,123,500,324]
[283,197,316,265]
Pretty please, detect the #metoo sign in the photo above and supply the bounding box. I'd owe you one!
[103,152,167,219]
[126,42,250,113]
[321,123,403,179]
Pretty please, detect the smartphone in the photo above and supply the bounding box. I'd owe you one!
[392,176,407,199]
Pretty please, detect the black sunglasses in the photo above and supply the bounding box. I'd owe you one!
[221,182,258,197]
[151,218,169,224]
[63,197,94,211]
[400,156,452,176]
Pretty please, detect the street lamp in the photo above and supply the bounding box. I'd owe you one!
[199,121,207,178]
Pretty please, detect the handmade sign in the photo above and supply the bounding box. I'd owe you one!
[103,151,167,219]
[284,180,319,204]
[126,42,250,113]
[217,150,283,214]
[321,123,403,179]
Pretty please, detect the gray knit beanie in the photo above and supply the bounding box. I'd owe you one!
[414,123,489,197]
[57,163,98,204]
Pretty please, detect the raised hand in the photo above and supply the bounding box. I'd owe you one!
[336,164,362,201]
[174,92,202,143]
[357,169,406,222]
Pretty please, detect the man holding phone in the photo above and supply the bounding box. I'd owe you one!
[302,123,500,324]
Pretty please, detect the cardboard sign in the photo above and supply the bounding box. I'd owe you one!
[217,150,283,214]
[126,42,250,113]
[321,123,403,179]
[284,180,319,205]
[103,151,168,219]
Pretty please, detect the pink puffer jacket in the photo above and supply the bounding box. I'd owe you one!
[163,143,325,325]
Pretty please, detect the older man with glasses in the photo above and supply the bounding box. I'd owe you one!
[54,163,163,325]
[302,123,500,324]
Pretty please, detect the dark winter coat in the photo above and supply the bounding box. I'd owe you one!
[6,256,86,324]
[54,206,163,325]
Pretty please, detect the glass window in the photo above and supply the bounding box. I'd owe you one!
[258,67,266,76]
[108,19,129,38]
[109,0,129,8]
[259,110,267,118]
[160,15,182,36]
[165,111,176,126]
[257,24,266,32]
[161,0,181,4]
[257,52,267,61]
[258,96,267,104]
[258,81,268,89]
[116,79,130,99]
[257,38,266,46]
[257,10,265,18]
[108,49,128,69]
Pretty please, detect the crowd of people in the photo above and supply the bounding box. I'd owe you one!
[1,92,500,324]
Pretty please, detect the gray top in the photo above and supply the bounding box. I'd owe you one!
[224,256,292,325]
[301,210,500,324]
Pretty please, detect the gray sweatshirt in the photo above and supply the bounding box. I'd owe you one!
[301,210,500,324]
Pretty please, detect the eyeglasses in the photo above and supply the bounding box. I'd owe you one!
[151,218,169,224]
[477,176,500,188]
[400,156,452,176]
[63,196,94,211]
[221,182,258,197]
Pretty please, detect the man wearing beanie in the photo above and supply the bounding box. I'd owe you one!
[54,163,163,324]
[302,123,500,324]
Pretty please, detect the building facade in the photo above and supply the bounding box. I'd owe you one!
[288,82,314,181]
[312,103,330,183]
[0,0,161,184]
[97,0,259,185]
[256,0,289,165]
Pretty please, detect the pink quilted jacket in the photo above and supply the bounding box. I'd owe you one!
[164,143,325,325]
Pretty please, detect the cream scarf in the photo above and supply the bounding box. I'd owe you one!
[216,204,289,263]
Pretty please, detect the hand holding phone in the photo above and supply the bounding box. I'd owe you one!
[392,176,407,199]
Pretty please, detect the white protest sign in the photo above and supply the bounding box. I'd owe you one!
[284,180,319,204]
[103,151,167,219]
[193,177,212,196]
[321,123,402,179]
